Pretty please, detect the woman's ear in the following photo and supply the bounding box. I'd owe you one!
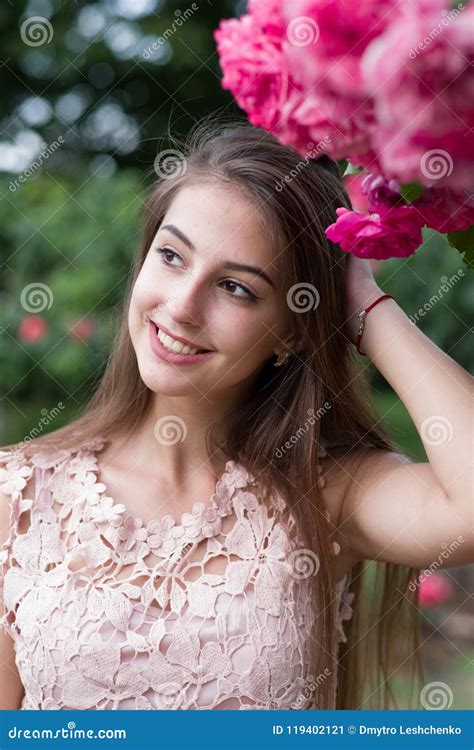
[286,333,304,353]
[275,334,304,357]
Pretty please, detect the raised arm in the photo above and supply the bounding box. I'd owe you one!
[338,257,473,569]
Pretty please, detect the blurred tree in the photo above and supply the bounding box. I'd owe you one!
[0,0,242,177]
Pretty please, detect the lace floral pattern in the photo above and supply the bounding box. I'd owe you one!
[0,438,355,710]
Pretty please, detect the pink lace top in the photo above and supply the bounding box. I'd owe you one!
[0,436,355,711]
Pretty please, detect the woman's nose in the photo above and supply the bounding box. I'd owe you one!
[165,272,207,325]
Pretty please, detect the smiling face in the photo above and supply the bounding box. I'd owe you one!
[128,183,298,399]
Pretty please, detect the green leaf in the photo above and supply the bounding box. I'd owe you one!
[447,226,474,271]
[342,162,363,177]
[400,182,423,203]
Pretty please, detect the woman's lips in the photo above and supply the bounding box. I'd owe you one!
[148,321,215,365]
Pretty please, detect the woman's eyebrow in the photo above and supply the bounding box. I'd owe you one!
[159,223,275,289]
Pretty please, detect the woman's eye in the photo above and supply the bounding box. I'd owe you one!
[155,245,258,302]
[155,246,182,266]
[222,280,258,302]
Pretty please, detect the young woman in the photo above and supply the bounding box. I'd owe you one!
[0,120,472,711]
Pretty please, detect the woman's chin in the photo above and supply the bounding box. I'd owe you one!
[137,361,204,397]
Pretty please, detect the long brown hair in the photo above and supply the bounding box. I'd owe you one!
[3,116,423,709]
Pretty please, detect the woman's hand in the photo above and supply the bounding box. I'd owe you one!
[344,255,383,344]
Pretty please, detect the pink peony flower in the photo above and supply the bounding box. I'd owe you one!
[419,572,454,607]
[18,315,48,343]
[282,0,397,95]
[412,187,474,234]
[361,2,474,191]
[214,0,370,160]
[360,171,474,233]
[361,173,403,210]
[325,205,424,260]
[280,0,398,159]
[214,3,304,142]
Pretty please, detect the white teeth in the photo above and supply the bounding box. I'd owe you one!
[156,327,200,355]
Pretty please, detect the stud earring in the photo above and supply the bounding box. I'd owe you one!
[273,350,291,367]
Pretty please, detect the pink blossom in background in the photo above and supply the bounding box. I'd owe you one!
[18,315,48,343]
[360,2,474,191]
[325,205,424,260]
[419,572,454,608]
[69,318,95,342]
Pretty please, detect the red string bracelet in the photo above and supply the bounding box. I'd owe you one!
[355,293,395,355]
